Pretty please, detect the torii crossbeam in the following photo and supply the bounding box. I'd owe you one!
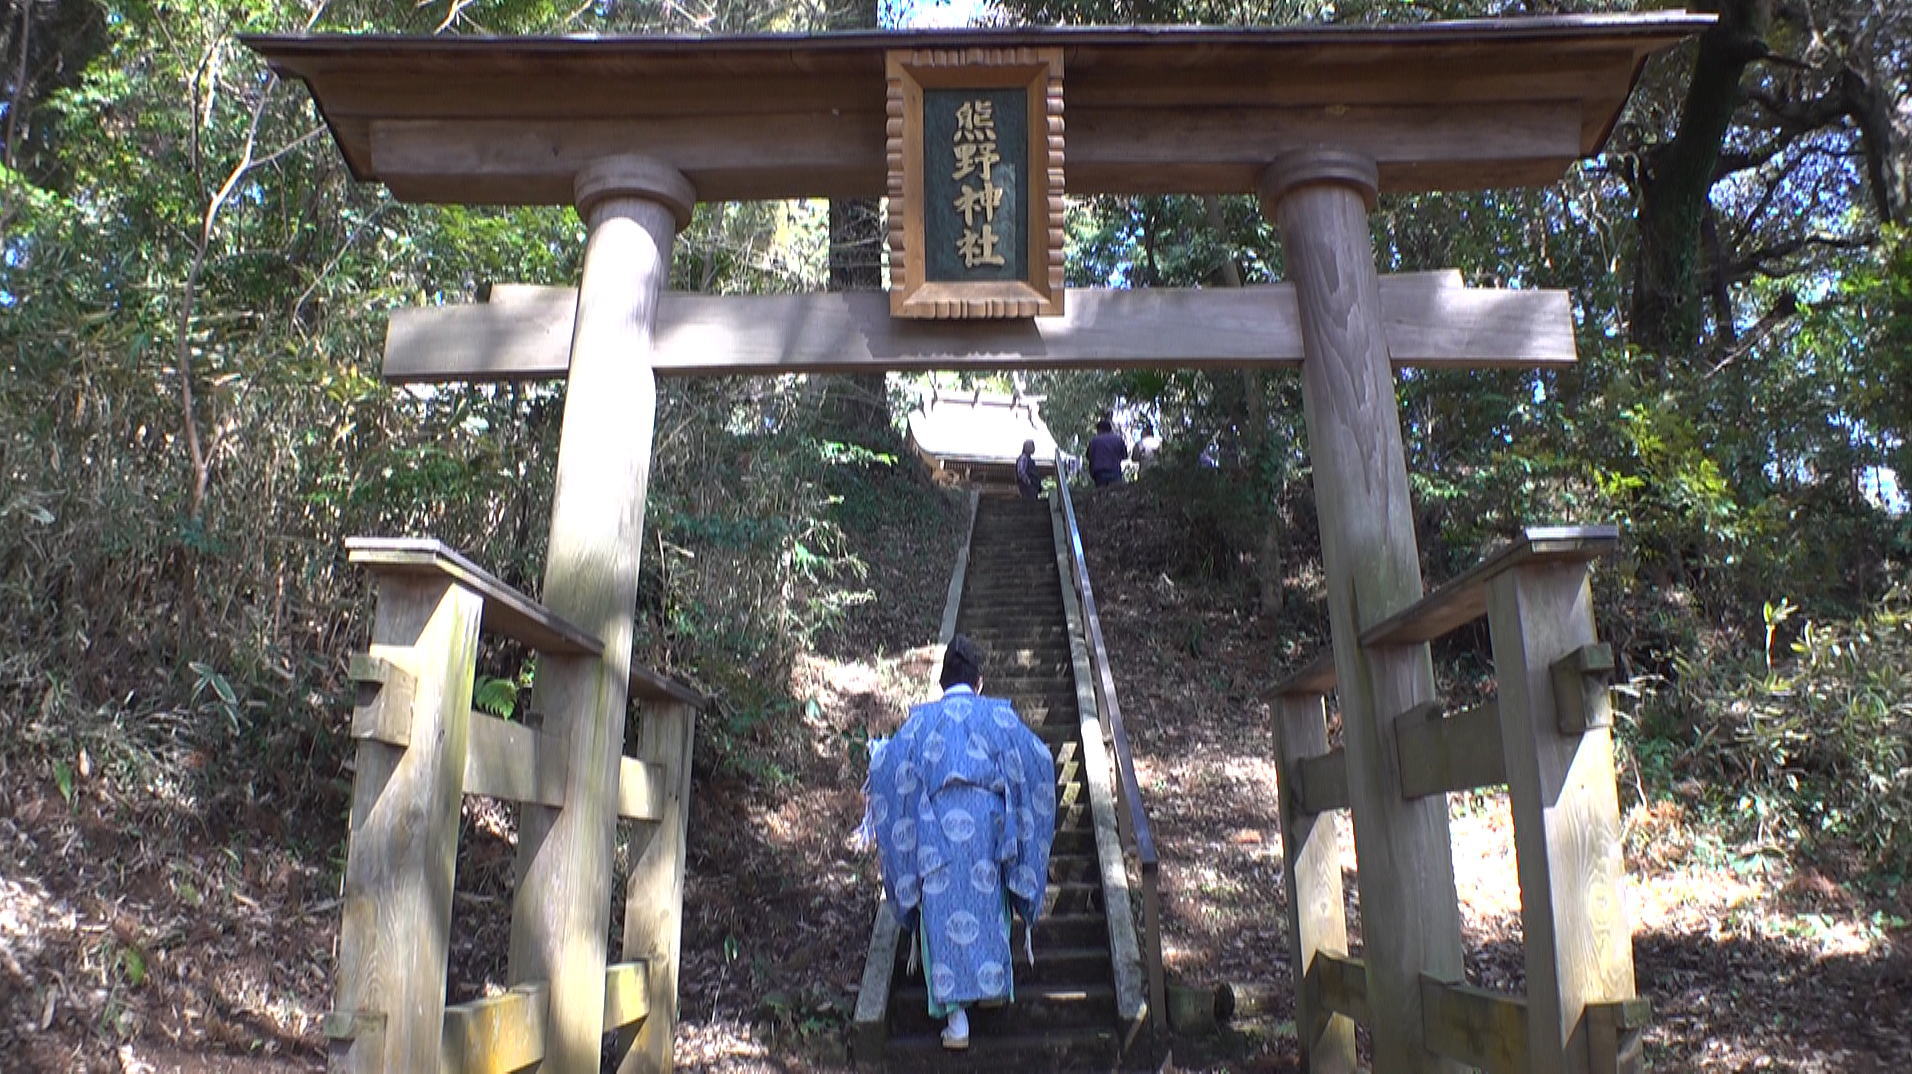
[249,14,1710,1074]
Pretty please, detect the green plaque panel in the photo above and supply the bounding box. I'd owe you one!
[922,87,1028,284]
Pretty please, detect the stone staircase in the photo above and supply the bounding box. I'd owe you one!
[873,496,1126,1068]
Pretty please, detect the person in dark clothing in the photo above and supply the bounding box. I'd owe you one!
[1016,439,1042,500]
[1086,418,1128,486]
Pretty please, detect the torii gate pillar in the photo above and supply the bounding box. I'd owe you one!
[508,154,694,1074]
[1261,150,1467,1074]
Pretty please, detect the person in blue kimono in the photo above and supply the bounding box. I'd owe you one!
[869,634,1057,1050]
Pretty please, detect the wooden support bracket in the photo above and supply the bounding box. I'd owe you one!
[1589,996,1652,1074]
[1396,699,1507,799]
[1419,975,1530,1074]
[439,963,653,1074]
[602,960,650,1030]
[348,654,417,747]
[1294,749,1350,814]
[1551,642,1615,734]
[441,985,547,1074]
[463,711,551,804]
[616,756,667,823]
[1306,953,1370,1025]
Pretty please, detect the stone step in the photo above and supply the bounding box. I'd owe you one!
[888,940,1112,986]
[967,535,1056,549]
[1054,803,1093,835]
[964,576,1062,591]
[890,981,1118,1041]
[975,646,1073,662]
[996,663,1077,684]
[874,1025,1118,1070]
[1036,724,1082,747]
[959,612,1072,629]
[963,598,1063,614]
[1010,699,1082,721]
[964,642,1072,661]
[998,688,1080,707]
[962,622,1069,636]
[1047,854,1100,885]
[1044,881,1105,915]
[962,627,1073,645]
[1052,829,1094,856]
[971,515,1063,527]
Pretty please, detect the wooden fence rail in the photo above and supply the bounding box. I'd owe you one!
[328,537,708,1074]
[1272,525,1645,1074]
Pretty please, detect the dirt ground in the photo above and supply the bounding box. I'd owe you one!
[3,479,1909,1072]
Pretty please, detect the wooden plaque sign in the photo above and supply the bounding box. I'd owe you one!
[886,48,1064,319]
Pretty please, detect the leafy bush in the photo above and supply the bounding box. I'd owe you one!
[1642,588,1912,878]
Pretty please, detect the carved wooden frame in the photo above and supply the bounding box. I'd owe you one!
[886,47,1064,319]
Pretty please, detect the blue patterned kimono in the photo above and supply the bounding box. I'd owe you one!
[870,684,1057,1012]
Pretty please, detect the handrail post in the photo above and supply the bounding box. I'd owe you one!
[1486,558,1635,1074]
[1271,691,1357,1073]
[614,697,698,1074]
[330,571,483,1074]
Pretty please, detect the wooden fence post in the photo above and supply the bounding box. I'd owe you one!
[615,699,697,1074]
[509,155,695,1074]
[1262,148,1466,1073]
[1271,692,1357,1074]
[329,575,483,1073]
[1486,561,1634,1074]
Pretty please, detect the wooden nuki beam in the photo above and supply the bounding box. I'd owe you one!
[1396,700,1508,799]
[382,273,1576,383]
[459,711,669,823]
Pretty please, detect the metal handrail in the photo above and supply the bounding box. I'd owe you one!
[1053,454,1157,867]
[1052,451,1166,1042]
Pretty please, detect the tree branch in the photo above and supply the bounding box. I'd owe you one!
[1706,290,1797,378]
[1723,233,1874,285]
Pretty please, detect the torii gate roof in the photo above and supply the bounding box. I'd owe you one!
[247,13,1708,206]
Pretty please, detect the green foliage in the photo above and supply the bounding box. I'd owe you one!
[1641,586,1912,876]
[473,676,520,719]
[0,0,861,823]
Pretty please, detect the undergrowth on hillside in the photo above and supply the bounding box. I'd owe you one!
[1122,456,1912,890]
[1637,593,1912,883]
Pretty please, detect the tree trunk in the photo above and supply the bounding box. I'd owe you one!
[1206,195,1284,621]
[1631,0,1772,355]
[821,194,891,445]
[817,0,890,447]
[1842,63,1911,228]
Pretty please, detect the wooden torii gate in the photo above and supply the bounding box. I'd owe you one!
[250,13,1709,1074]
